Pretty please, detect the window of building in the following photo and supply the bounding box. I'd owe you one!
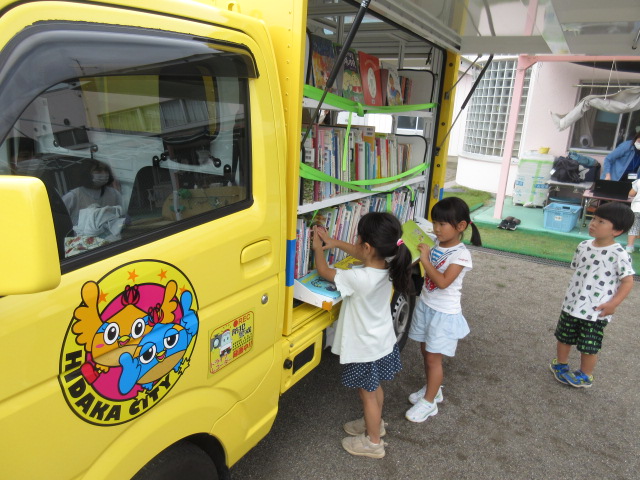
[462,59,531,158]
[568,85,640,151]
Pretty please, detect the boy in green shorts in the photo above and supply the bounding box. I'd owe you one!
[550,202,635,388]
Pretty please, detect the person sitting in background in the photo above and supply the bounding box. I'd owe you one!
[62,159,125,256]
[602,131,640,181]
[62,159,123,225]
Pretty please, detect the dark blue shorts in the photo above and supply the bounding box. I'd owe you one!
[341,343,402,392]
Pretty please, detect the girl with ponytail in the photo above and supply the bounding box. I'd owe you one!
[312,211,412,459]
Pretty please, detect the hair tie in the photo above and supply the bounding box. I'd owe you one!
[396,238,404,247]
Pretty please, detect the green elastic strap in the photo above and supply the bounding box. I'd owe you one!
[299,161,427,193]
[386,193,392,212]
[405,185,416,202]
[304,84,437,115]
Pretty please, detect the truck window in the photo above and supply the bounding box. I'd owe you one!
[0,26,254,263]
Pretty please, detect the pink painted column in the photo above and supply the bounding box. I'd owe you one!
[493,55,535,219]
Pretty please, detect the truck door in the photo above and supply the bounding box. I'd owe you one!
[0,7,285,479]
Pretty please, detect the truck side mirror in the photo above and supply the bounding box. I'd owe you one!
[0,176,60,295]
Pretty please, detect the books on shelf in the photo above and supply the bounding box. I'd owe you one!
[292,210,429,307]
[294,188,426,280]
[358,51,383,106]
[309,33,338,94]
[301,126,417,205]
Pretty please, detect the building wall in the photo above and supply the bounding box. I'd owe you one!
[454,60,640,193]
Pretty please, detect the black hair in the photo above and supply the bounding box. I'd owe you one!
[357,212,412,294]
[594,201,635,234]
[79,159,115,195]
[430,196,482,246]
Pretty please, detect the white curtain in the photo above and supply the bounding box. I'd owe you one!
[551,87,640,131]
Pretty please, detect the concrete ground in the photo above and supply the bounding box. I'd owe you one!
[231,249,640,479]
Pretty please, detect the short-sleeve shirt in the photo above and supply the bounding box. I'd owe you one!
[419,242,472,314]
[631,179,640,213]
[562,239,635,322]
[331,267,396,364]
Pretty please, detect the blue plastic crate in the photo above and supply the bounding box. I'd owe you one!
[543,203,582,232]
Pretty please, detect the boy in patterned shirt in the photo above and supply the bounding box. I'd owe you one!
[550,202,635,388]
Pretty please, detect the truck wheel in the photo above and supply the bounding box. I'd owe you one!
[132,440,219,480]
[391,290,415,351]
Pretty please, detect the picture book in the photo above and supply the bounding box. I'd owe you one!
[333,255,364,270]
[385,67,403,106]
[339,49,364,103]
[309,34,338,94]
[295,270,341,299]
[358,51,383,106]
[401,220,435,263]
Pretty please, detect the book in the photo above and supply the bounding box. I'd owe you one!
[333,255,364,270]
[358,51,383,106]
[401,219,435,263]
[385,67,404,106]
[309,34,338,94]
[295,270,341,299]
[339,49,364,103]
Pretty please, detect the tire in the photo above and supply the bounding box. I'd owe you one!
[390,290,415,351]
[132,440,219,480]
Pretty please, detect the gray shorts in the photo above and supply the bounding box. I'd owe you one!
[629,212,640,236]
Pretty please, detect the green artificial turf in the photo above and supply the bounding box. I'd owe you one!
[443,187,493,212]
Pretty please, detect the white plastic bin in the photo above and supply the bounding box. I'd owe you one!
[512,152,554,207]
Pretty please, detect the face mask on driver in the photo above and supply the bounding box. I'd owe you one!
[91,172,110,187]
[634,142,640,150]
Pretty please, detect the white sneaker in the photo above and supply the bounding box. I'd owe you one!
[405,398,438,423]
[626,245,635,253]
[408,385,443,404]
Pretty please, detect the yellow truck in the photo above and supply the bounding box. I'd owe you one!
[0,0,456,477]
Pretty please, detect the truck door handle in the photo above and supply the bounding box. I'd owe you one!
[241,240,272,264]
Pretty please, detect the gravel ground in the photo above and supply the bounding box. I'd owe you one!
[231,248,640,480]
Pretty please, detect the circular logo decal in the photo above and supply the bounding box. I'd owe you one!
[58,260,199,426]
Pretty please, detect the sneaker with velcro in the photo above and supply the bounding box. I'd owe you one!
[561,369,593,388]
[549,359,570,384]
[408,385,443,405]
[405,398,438,423]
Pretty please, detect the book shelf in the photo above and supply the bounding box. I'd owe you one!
[294,74,434,308]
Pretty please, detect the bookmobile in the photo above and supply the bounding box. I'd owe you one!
[0,0,460,478]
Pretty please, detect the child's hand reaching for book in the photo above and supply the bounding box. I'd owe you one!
[312,226,328,252]
[313,226,333,251]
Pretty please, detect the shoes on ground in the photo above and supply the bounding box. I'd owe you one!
[408,385,443,405]
[343,417,387,437]
[549,358,570,384]
[405,398,438,423]
[498,216,514,229]
[341,433,386,459]
[506,217,521,230]
[626,245,635,253]
[560,369,593,388]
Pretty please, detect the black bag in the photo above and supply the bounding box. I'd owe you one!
[550,156,581,183]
